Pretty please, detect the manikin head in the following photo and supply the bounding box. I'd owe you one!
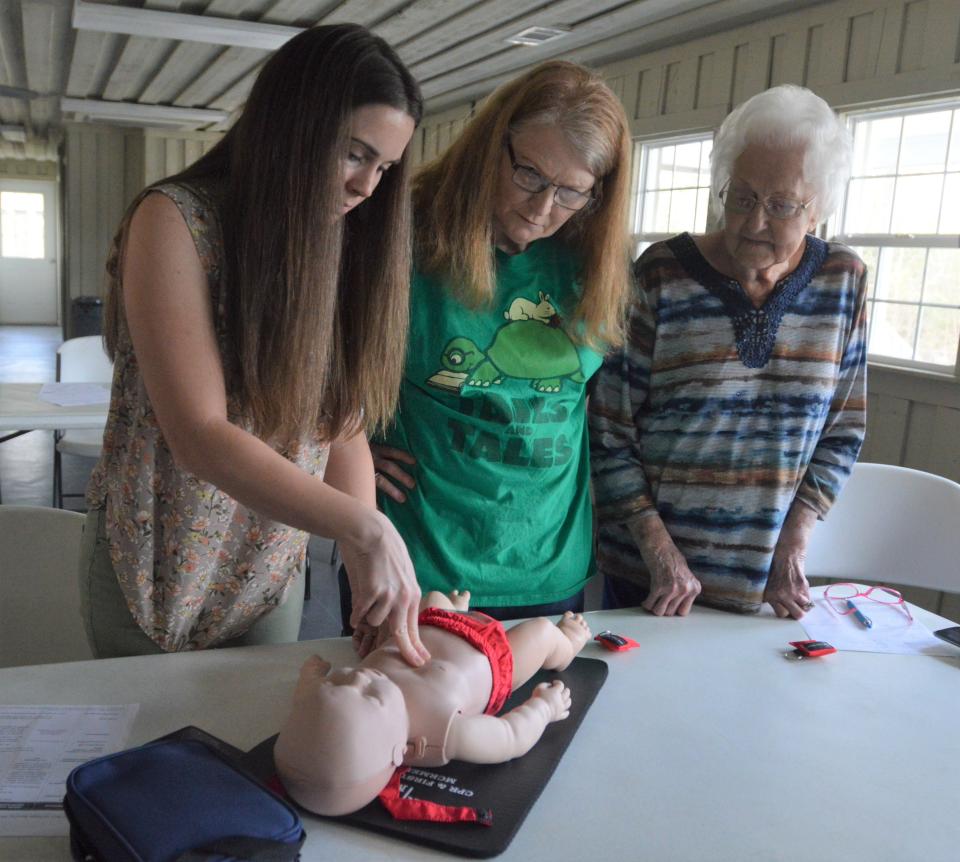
[273,657,409,816]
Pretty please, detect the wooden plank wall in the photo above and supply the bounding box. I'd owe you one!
[61,124,221,325]
[62,124,145,331]
[0,158,57,180]
[413,0,960,613]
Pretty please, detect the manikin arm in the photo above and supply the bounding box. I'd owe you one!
[444,680,571,764]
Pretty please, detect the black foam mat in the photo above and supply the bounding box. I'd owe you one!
[243,656,608,858]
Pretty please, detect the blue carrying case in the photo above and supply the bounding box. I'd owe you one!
[64,726,305,862]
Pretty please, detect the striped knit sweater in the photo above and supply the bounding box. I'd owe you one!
[589,232,867,613]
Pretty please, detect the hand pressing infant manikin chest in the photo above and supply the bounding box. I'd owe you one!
[274,590,591,816]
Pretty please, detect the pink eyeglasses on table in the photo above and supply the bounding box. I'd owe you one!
[822,582,914,622]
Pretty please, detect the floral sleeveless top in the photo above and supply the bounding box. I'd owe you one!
[87,179,329,651]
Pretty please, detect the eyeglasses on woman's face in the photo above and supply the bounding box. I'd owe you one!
[505,139,594,211]
[719,182,815,221]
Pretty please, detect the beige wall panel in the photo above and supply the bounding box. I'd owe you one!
[861,392,909,463]
[663,58,699,116]
[414,104,474,165]
[770,32,806,87]
[613,67,640,122]
[631,107,729,140]
[124,134,144,208]
[730,40,770,106]
[701,48,736,110]
[165,139,185,179]
[184,139,204,169]
[939,592,960,620]
[845,11,879,81]
[604,73,626,104]
[898,0,929,73]
[897,585,944,613]
[804,24,825,88]
[0,159,57,180]
[63,126,139,327]
[926,406,960,483]
[872,1,902,76]
[902,401,938,470]
[143,130,222,186]
[921,0,960,68]
[635,66,663,121]
[421,124,439,164]
[810,18,849,88]
[694,52,715,109]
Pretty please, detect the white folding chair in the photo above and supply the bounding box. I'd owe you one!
[53,335,112,509]
[0,505,93,667]
[805,462,960,594]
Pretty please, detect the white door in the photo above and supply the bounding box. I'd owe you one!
[0,179,59,324]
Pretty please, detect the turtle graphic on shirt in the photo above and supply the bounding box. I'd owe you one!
[426,294,584,394]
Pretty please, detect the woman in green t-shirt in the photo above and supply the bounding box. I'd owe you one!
[344,61,633,636]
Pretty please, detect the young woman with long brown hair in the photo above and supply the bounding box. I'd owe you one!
[80,24,429,663]
[353,61,632,633]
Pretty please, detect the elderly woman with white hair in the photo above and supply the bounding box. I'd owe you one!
[589,84,867,620]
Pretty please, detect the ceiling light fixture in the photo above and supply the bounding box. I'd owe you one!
[72,0,302,50]
[505,26,571,47]
[60,98,228,129]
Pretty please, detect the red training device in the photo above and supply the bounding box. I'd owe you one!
[594,630,639,652]
[788,640,837,657]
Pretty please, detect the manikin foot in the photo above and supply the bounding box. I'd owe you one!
[549,612,591,671]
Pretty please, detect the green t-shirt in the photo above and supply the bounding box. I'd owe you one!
[377,237,603,606]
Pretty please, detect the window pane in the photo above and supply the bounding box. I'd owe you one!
[636,135,713,240]
[0,191,45,259]
[898,111,951,174]
[844,177,894,233]
[875,247,925,302]
[843,101,960,371]
[890,174,942,233]
[642,190,670,233]
[915,307,960,365]
[924,248,960,304]
[695,187,710,233]
[852,116,901,177]
[939,173,960,234]
[674,142,701,187]
[699,141,712,186]
[646,148,664,189]
[851,246,879,299]
[668,188,697,233]
[654,146,675,189]
[868,301,918,359]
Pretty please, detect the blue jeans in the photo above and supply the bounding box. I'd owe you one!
[602,574,651,610]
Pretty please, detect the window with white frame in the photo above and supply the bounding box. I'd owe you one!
[832,100,960,374]
[631,134,713,258]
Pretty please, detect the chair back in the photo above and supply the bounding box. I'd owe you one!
[0,505,93,667]
[57,335,112,383]
[804,463,960,593]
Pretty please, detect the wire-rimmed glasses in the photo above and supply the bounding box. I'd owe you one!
[823,582,913,622]
[505,139,595,211]
[718,182,815,220]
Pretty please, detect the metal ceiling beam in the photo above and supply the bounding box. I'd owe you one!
[72,0,303,51]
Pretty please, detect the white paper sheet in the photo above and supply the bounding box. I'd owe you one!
[0,704,139,837]
[38,382,110,407]
[801,588,957,656]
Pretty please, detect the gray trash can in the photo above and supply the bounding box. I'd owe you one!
[71,296,104,338]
